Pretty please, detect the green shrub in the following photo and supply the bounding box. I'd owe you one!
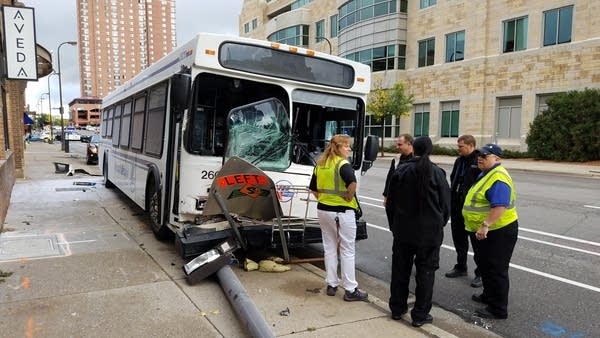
[526,88,600,162]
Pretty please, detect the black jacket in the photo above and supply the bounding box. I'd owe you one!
[382,153,414,198]
[387,158,451,246]
[450,150,481,212]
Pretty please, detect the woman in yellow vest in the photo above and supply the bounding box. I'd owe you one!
[309,134,368,302]
[462,144,518,319]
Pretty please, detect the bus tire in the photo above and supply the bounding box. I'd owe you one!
[103,159,115,189]
[147,180,172,240]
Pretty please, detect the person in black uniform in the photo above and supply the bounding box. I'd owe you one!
[387,136,451,327]
[382,133,413,223]
[445,135,482,287]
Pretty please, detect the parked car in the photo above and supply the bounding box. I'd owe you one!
[64,131,81,141]
[80,134,91,143]
[86,134,100,165]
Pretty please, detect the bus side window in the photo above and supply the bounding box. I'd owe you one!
[191,107,211,155]
[214,115,225,156]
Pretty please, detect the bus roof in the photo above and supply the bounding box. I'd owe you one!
[102,33,371,108]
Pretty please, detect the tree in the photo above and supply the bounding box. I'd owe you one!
[36,113,50,129]
[526,88,600,161]
[366,81,414,155]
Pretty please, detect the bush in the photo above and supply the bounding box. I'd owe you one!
[526,89,600,162]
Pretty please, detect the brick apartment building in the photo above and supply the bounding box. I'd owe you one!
[67,0,177,127]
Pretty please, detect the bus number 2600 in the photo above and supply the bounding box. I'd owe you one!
[201,170,218,179]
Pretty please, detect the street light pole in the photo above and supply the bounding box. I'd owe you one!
[57,41,77,152]
[46,75,55,143]
[40,93,51,141]
[317,36,332,54]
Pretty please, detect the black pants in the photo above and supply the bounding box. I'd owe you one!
[450,208,480,276]
[470,221,518,316]
[389,237,440,321]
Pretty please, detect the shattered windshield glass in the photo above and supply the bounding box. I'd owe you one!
[225,98,291,172]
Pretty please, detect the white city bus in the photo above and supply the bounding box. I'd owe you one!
[99,33,377,256]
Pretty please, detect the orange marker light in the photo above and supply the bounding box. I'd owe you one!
[357,77,365,82]
[205,49,215,56]
[306,50,315,56]
[289,47,298,53]
[271,43,280,49]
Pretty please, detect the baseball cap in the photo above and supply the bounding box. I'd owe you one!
[478,144,502,157]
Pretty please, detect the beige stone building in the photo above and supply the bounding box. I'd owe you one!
[76,0,176,98]
[240,0,600,150]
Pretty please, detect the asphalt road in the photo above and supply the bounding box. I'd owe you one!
[354,160,600,338]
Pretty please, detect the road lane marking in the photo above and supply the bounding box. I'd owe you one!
[518,236,600,256]
[360,195,600,247]
[361,201,384,209]
[584,205,600,209]
[518,228,600,247]
[366,223,600,293]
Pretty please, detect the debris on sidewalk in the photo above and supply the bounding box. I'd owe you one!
[258,259,290,272]
[243,258,259,271]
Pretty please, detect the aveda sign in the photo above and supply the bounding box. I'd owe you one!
[3,6,37,80]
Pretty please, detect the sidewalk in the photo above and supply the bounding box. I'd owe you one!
[381,153,600,178]
[0,142,498,337]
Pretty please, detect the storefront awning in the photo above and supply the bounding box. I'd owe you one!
[23,112,34,125]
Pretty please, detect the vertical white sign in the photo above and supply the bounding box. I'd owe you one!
[3,6,37,80]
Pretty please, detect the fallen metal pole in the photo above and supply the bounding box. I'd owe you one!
[216,265,275,338]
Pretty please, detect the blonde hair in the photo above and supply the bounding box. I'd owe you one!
[317,134,351,166]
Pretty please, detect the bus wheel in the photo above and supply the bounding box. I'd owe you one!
[148,184,171,240]
[103,160,115,188]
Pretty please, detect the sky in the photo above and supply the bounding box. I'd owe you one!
[23,0,243,117]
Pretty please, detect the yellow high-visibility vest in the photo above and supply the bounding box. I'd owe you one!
[462,165,518,232]
[315,156,358,210]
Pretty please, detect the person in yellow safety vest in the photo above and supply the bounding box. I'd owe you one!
[462,143,519,320]
[309,134,368,302]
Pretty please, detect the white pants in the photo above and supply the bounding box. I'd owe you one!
[317,209,358,292]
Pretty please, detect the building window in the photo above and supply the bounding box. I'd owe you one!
[291,0,313,10]
[330,14,338,38]
[413,104,430,137]
[244,22,250,33]
[445,30,465,62]
[338,0,397,32]
[441,101,460,137]
[503,16,528,53]
[315,19,324,42]
[268,25,309,47]
[345,44,405,72]
[543,6,573,46]
[535,93,559,118]
[400,0,408,13]
[497,97,521,139]
[252,18,258,30]
[420,0,436,9]
[418,38,435,67]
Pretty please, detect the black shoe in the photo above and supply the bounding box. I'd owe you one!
[326,285,338,296]
[474,307,508,319]
[471,293,489,304]
[391,309,408,320]
[471,276,482,287]
[343,288,368,302]
[445,268,467,278]
[411,314,433,327]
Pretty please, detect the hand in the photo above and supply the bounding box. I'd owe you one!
[476,223,489,240]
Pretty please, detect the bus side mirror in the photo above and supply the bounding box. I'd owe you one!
[171,73,191,121]
[361,135,378,175]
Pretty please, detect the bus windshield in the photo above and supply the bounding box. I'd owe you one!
[225,98,291,172]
